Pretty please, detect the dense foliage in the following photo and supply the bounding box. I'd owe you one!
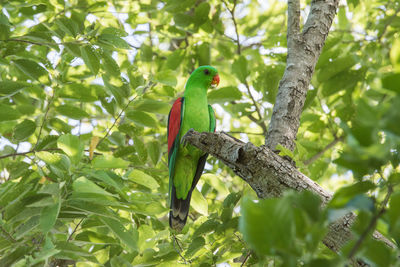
[0,0,399,266]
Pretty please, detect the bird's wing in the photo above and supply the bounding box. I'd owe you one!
[208,104,216,132]
[167,97,184,189]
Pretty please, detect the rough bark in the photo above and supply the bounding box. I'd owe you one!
[184,131,397,253]
[266,0,339,151]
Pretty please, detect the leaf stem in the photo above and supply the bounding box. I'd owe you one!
[303,136,344,165]
[34,89,55,150]
[347,185,393,259]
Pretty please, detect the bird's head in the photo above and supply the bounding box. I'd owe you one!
[187,65,220,89]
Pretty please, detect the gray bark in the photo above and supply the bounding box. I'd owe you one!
[184,131,397,253]
[266,0,340,151]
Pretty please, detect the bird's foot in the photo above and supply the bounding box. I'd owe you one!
[180,128,195,147]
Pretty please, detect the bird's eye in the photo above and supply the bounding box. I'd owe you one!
[204,69,210,75]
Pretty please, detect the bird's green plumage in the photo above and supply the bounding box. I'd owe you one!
[172,66,218,200]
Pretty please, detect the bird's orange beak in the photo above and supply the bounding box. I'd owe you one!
[211,74,220,87]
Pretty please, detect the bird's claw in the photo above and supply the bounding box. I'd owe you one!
[181,128,195,147]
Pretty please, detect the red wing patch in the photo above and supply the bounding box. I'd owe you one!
[168,97,184,156]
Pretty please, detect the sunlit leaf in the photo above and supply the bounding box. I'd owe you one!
[127,169,159,190]
[92,155,130,169]
[57,133,84,164]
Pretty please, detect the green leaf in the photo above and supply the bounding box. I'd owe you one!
[49,118,72,133]
[101,52,121,77]
[39,200,60,233]
[57,133,84,164]
[193,219,220,237]
[56,104,89,120]
[196,42,210,65]
[101,27,128,37]
[127,169,159,190]
[54,241,98,262]
[208,86,242,104]
[166,49,185,70]
[55,17,79,37]
[13,119,36,140]
[254,64,284,103]
[185,236,205,258]
[232,56,248,83]
[35,151,70,171]
[100,217,138,252]
[126,110,158,128]
[239,196,295,256]
[276,144,294,159]
[138,225,156,252]
[152,70,177,87]
[80,45,100,75]
[194,2,210,26]
[390,39,400,71]
[147,140,161,165]
[0,104,21,121]
[98,34,131,49]
[317,56,356,82]
[387,192,400,244]
[329,181,376,208]
[382,73,400,93]
[132,99,170,115]
[133,136,147,162]
[91,155,130,169]
[13,59,49,83]
[86,170,125,193]
[0,81,31,98]
[59,83,103,102]
[191,188,208,216]
[72,176,114,196]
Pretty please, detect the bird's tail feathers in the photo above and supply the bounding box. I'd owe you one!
[169,186,193,232]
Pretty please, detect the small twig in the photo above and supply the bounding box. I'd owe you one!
[347,185,393,260]
[3,38,83,47]
[0,225,17,243]
[34,89,55,150]
[67,218,84,241]
[13,143,20,160]
[97,96,137,147]
[303,136,344,165]
[222,0,241,54]
[244,81,266,133]
[247,114,267,135]
[0,148,61,160]
[241,251,251,267]
[78,102,83,137]
[172,234,188,264]
[0,148,102,160]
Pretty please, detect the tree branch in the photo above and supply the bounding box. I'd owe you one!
[266,0,340,151]
[0,148,102,160]
[222,0,241,55]
[184,131,396,258]
[347,185,393,260]
[303,135,344,165]
[287,0,300,45]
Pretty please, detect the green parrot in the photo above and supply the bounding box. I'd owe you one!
[167,66,220,231]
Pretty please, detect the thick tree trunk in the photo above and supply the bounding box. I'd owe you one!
[266,0,339,151]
